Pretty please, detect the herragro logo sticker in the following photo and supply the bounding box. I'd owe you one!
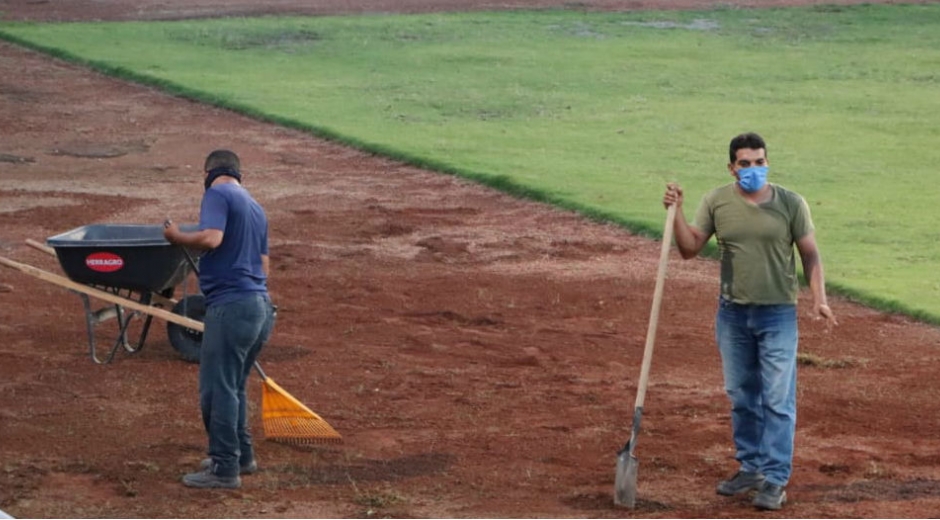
[85,252,124,272]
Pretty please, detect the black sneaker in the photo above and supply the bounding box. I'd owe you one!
[753,482,787,510]
[182,464,241,489]
[200,457,258,475]
[716,470,766,496]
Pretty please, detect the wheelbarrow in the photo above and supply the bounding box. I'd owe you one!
[0,224,207,364]
[0,224,344,444]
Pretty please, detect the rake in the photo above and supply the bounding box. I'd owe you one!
[252,361,342,445]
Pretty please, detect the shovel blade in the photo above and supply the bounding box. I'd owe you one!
[614,450,639,508]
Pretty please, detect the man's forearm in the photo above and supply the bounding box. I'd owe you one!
[673,209,703,259]
[804,256,828,307]
[166,228,221,251]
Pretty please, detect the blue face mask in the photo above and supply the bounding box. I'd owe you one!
[737,166,768,193]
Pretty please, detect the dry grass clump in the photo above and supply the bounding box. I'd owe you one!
[797,352,868,369]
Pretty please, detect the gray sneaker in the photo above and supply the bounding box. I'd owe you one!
[716,470,766,496]
[182,466,241,489]
[753,482,787,510]
[200,457,258,475]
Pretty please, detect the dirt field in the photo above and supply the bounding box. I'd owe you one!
[2,0,939,518]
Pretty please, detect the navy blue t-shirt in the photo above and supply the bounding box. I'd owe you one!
[198,182,269,306]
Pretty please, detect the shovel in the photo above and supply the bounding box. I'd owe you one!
[614,203,676,508]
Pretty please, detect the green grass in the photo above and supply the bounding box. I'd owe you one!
[2,4,940,319]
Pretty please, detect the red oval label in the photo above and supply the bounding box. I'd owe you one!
[85,252,124,273]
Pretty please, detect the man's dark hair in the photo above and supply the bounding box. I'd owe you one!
[204,149,240,173]
[729,132,767,163]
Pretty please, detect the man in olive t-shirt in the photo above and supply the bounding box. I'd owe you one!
[662,132,837,511]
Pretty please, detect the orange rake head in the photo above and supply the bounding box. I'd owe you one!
[260,377,343,445]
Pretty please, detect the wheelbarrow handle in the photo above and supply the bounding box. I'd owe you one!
[181,248,200,276]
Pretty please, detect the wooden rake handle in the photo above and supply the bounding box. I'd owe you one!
[633,204,676,410]
[0,254,205,331]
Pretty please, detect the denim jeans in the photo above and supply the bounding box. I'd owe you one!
[200,293,276,477]
[715,297,798,486]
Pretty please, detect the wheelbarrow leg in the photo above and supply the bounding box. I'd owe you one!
[121,287,175,354]
[78,289,161,364]
[79,293,124,364]
[112,298,142,354]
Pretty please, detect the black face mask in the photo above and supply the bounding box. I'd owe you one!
[204,166,242,191]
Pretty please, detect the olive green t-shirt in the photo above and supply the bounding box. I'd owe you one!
[693,183,814,305]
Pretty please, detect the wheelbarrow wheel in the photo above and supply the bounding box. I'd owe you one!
[167,294,205,363]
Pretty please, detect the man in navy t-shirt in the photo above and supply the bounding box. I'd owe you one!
[164,149,276,489]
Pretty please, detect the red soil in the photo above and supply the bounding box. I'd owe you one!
[1,0,938,517]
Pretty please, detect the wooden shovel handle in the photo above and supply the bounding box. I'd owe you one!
[633,204,676,410]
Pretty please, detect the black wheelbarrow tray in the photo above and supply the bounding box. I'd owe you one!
[0,224,207,364]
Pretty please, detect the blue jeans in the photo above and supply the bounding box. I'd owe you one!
[200,293,276,477]
[715,298,798,486]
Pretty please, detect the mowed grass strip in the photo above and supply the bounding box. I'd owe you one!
[2,4,940,319]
